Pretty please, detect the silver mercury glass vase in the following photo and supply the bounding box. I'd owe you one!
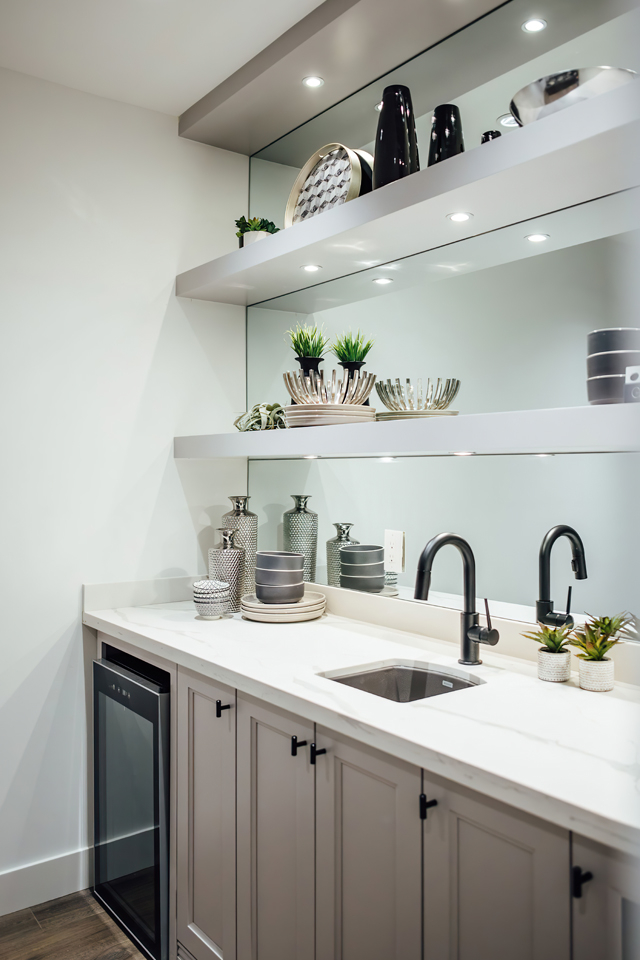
[222,495,258,597]
[208,528,245,613]
[326,523,359,587]
[283,495,318,582]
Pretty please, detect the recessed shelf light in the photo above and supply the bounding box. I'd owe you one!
[373,277,394,285]
[526,233,550,243]
[454,451,475,456]
[534,453,554,457]
[379,457,397,463]
[447,212,473,223]
[303,454,319,459]
[375,101,383,112]
[522,18,547,32]
[303,76,324,88]
[498,113,519,128]
[301,264,322,272]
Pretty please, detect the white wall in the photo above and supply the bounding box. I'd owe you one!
[0,67,248,914]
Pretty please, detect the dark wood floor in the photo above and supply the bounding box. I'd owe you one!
[0,889,145,960]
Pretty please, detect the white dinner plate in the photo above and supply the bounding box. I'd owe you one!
[241,591,325,610]
[242,609,325,623]
[376,409,458,419]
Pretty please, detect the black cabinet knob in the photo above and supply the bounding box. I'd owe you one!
[310,743,326,765]
[419,794,438,820]
[215,700,231,718]
[572,866,594,899]
[291,735,308,756]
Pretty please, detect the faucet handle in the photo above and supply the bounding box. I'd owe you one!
[565,586,572,620]
[484,597,493,631]
[467,600,500,647]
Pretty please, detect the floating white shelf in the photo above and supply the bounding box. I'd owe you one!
[173,404,640,461]
[176,84,640,306]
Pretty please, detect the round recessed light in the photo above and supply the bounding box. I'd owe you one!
[302,76,324,88]
[453,451,475,456]
[522,18,547,32]
[375,101,383,112]
[498,113,519,128]
[303,454,319,459]
[301,264,322,272]
[373,277,394,285]
[526,233,550,243]
[447,212,473,223]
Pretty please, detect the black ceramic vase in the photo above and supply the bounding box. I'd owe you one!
[373,85,419,190]
[428,104,465,166]
[339,360,369,405]
[296,356,323,378]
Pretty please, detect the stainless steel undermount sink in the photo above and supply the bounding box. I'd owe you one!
[325,663,483,702]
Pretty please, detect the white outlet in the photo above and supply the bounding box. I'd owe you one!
[384,529,405,573]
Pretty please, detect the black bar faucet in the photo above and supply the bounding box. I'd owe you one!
[414,533,499,665]
[536,524,587,628]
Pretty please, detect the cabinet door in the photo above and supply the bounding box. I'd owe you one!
[572,834,640,960]
[315,727,422,960]
[236,695,315,960]
[422,773,571,960]
[177,669,236,960]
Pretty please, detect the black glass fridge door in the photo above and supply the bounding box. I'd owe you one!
[93,660,169,960]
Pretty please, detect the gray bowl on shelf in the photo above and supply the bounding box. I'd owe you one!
[587,350,640,377]
[340,573,385,593]
[339,561,385,578]
[256,551,305,571]
[256,581,305,604]
[587,375,625,404]
[255,567,305,586]
[340,544,384,565]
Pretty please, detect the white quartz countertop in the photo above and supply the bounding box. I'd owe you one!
[84,602,640,856]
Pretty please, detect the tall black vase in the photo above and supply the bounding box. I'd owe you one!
[428,104,465,166]
[373,85,419,190]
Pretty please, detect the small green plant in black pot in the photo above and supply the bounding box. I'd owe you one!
[330,330,375,403]
[286,323,330,378]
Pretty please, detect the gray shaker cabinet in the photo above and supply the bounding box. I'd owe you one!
[177,669,237,960]
[422,772,571,960]
[314,727,423,960]
[236,694,315,960]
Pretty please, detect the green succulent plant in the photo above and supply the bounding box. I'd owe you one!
[568,612,636,661]
[234,403,288,432]
[286,323,330,358]
[235,216,280,238]
[330,330,375,363]
[522,624,573,653]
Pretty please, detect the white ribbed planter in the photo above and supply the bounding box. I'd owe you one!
[579,657,615,692]
[537,648,571,682]
[241,230,270,247]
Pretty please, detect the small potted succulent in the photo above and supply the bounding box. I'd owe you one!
[235,216,280,248]
[330,331,375,403]
[521,624,573,682]
[286,323,330,378]
[568,613,635,692]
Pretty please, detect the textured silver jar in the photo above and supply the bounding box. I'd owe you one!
[208,528,245,613]
[326,523,359,587]
[222,495,258,596]
[283,495,318,582]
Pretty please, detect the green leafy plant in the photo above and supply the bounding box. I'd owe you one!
[521,624,572,653]
[235,216,280,238]
[330,330,375,363]
[286,323,330,358]
[568,612,635,660]
[234,403,288,432]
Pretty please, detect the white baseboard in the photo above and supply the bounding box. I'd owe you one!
[0,847,90,917]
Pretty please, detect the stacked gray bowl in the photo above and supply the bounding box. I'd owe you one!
[340,544,385,593]
[587,327,640,403]
[255,551,305,603]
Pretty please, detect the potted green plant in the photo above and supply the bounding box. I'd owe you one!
[330,331,375,402]
[235,216,280,248]
[286,323,330,378]
[521,624,573,682]
[568,613,635,692]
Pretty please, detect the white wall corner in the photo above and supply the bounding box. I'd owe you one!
[0,847,90,917]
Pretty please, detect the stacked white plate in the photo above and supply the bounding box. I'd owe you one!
[376,409,459,421]
[193,579,230,619]
[285,403,376,427]
[241,590,326,623]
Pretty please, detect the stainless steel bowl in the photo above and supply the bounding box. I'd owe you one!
[510,67,636,126]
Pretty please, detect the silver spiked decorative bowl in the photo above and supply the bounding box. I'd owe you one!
[284,368,376,406]
[375,378,460,419]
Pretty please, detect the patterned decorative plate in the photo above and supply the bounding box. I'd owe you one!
[285,144,373,228]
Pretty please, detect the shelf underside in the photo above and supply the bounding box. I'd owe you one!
[176,84,640,306]
[174,404,640,461]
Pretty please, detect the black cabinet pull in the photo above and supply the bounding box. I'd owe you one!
[419,794,438,820]
[572,866,594,899]
[291,735,308,756]
[216,700,231,719]
[310,743,326,765]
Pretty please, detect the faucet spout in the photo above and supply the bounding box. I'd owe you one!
[415,533,499,665]
[537,524,587,627]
